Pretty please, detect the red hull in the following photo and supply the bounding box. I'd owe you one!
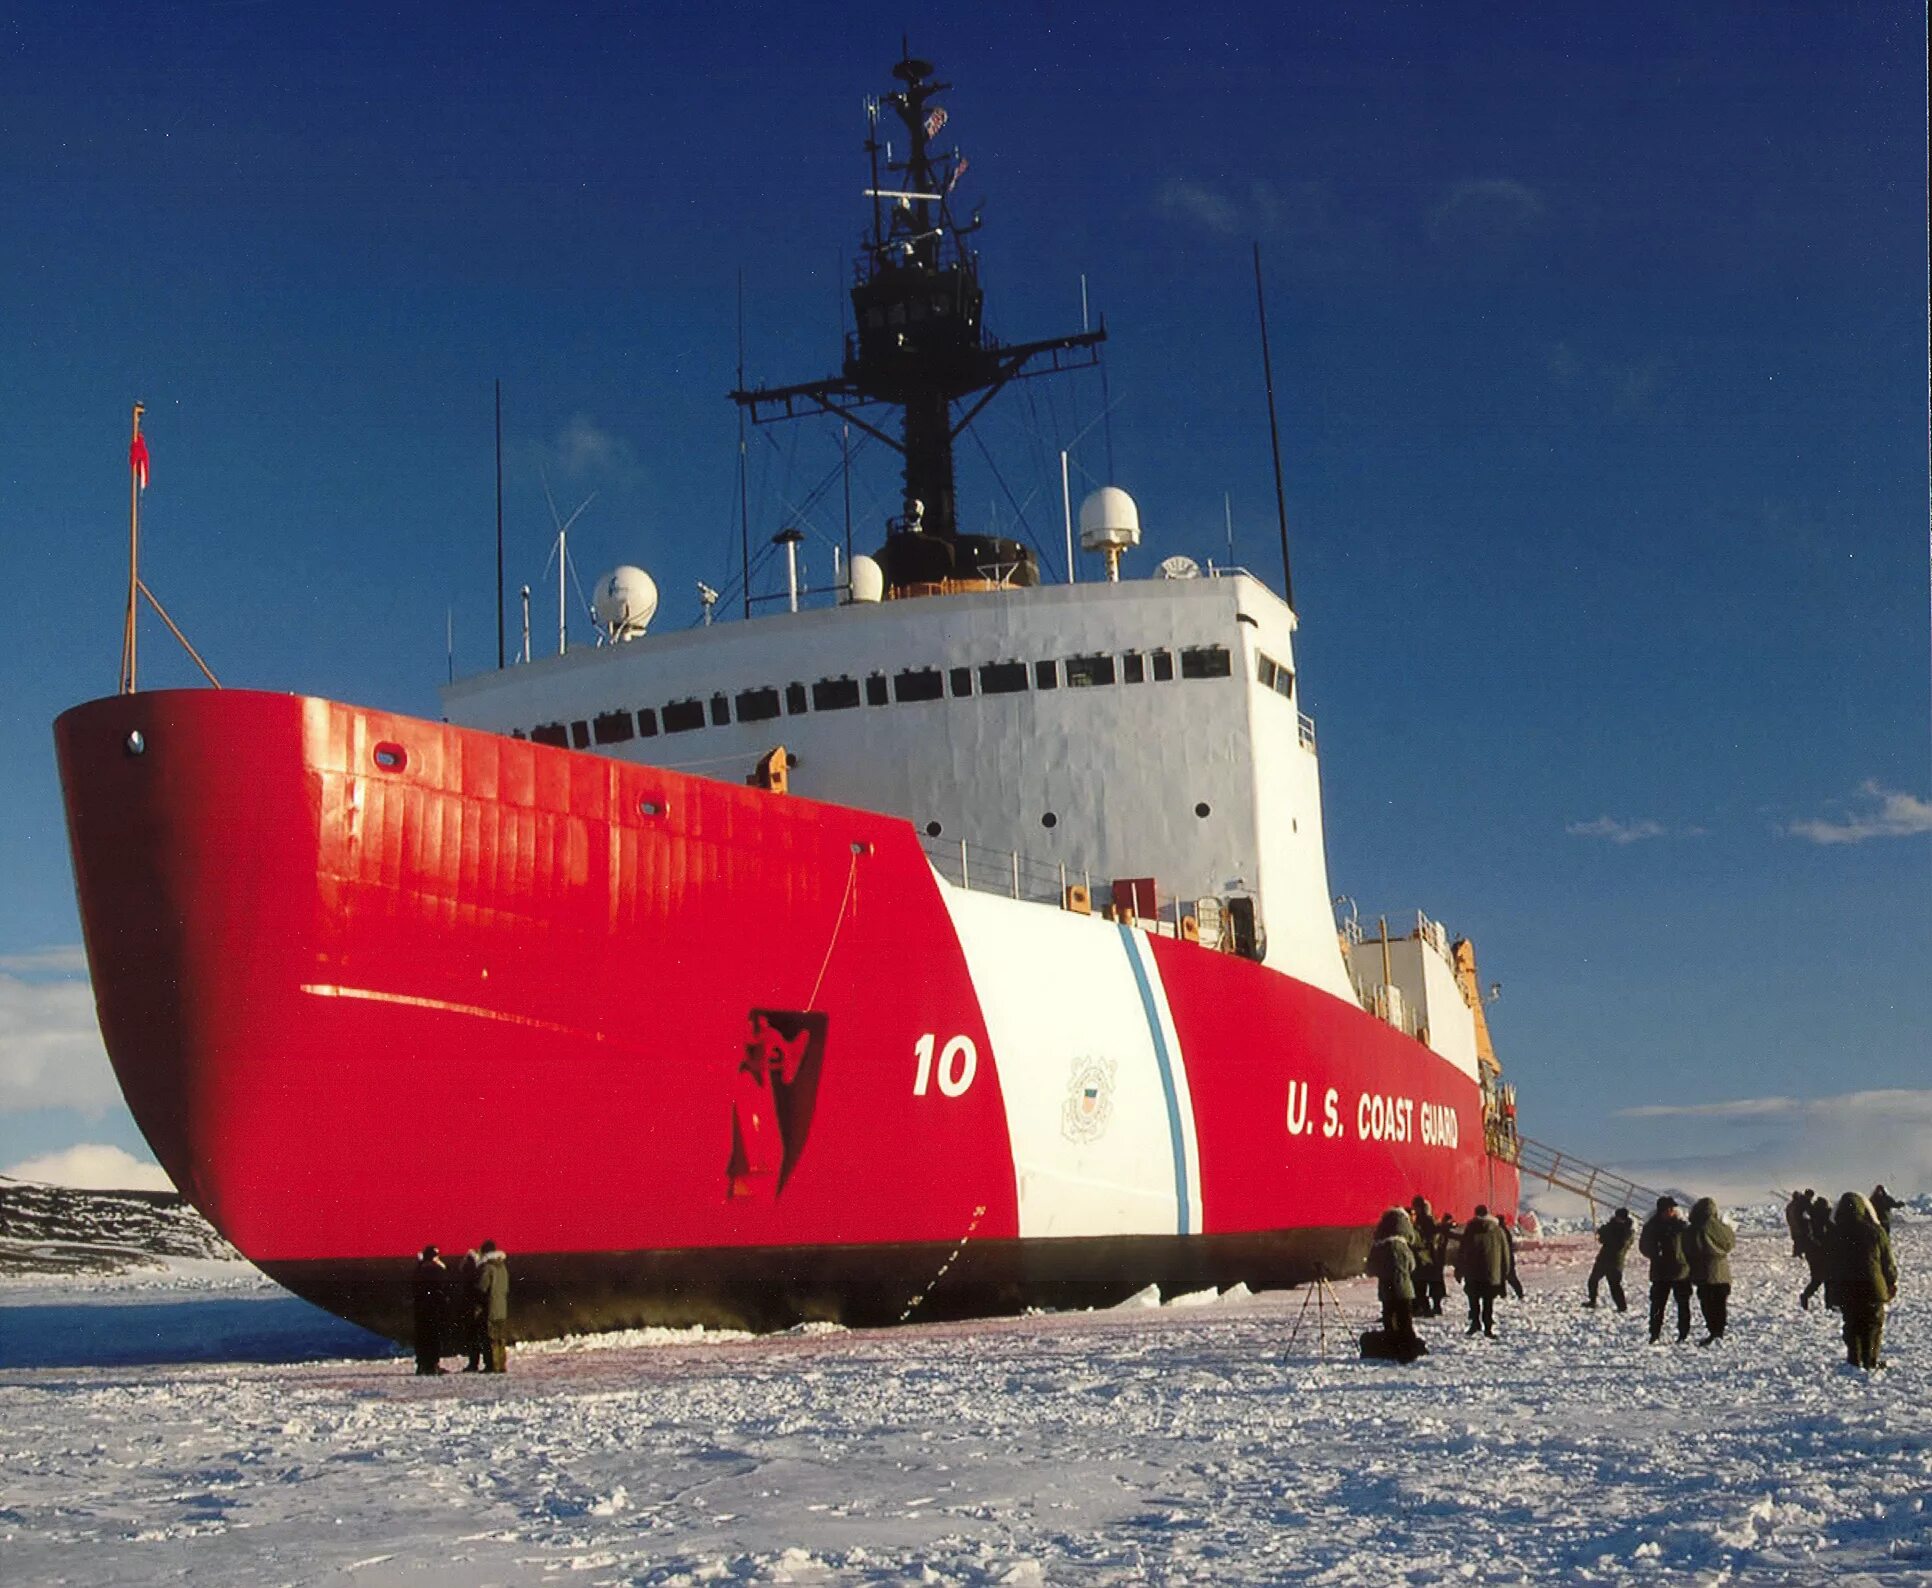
[56,690,1516,1338]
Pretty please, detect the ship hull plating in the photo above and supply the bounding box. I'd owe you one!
[57,690,1517,1343]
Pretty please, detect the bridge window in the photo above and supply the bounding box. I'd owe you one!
[532,723,569,748]
[865,673,889,706]
[1180,645,1232,680]
[812,676,861,711]
[709,693,731,726]
[736,686,781,724]
[894,667,944,703]
[1121,652,1146,684]
[1257,655,1279,690]
[569,720,591,749]
[1152,649,1174,682]
[978,660,1028,695]
[950,666,973,697]
[592,710,634,746]
[1065,653,1115,688]
[1034,659,1058,690]
[662,699,705,734]
[636,708,659,738]
[785,682,808,715]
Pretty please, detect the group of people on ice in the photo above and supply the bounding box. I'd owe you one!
[411,1241,512,1375]
[1369,1186,1903,1371]
[1365,1197,1521,1359]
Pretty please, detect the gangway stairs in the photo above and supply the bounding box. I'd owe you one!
[1493,1134,1665,1219]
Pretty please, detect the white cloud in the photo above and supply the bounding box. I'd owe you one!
[1427,177,1544,250]
[0,946,89,975]
[1606,1088,1932,1205]
[1154,177,1242,236]
[0,969,119,1115]
[1788,781,1932,845]
[3,1142,173,1191]
[1565,816,1669,844]
[554,414,638,483]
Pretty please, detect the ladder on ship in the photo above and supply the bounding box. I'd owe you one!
[1491,1134,1665,1220]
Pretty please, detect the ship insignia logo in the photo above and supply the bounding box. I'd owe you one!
[1061,1056,1117,1144]
[727,1009,829,1201]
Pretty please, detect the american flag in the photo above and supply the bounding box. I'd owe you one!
[924,107,947,139]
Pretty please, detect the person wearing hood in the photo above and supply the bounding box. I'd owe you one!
[1783,1190,1812,1258]
[1639,1196,1693,1344]
[1684,1197,1736,1345]
[475,1240,511,1373]
[412,1244,449,1375]
[1367,1208,1421,1350]
[1587,1208,1635,1311]
[1829,1192,1898,1369]
[1429,1212,1458,1319]
[1799,1193,1832,1310]
[1870,1184,1902,1235]
[1456,1205,1509,1338]
[456,1248,486,1371]
[1408,1197,1440,1316]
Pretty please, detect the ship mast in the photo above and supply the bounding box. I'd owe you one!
[731,53,1105,597]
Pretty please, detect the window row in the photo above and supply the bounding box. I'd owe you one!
[520,644,1236,750]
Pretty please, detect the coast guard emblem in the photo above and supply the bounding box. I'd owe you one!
[1061,1056,1117,1144]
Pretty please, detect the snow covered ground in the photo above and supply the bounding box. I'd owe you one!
[2,1227,1927,1586]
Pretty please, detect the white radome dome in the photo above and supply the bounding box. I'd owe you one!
[1078,486,1142,552]
[593,565,658,640]
[847,554,885,604]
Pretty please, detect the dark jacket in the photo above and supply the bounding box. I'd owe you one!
[1684,1198,1736,1285]
[1870,1186,1902,1234]
[1456,1214,1509,1289]
[1830,1194,1898,1300]
[1783,1194,1810,1251]
[1639,1209,1690,1282]
[1595,1212,1635,1269]
[412,1254,447,1330]
[476,1249,510,1325]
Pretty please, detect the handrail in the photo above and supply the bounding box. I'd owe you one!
[1493,1132,1665,1215]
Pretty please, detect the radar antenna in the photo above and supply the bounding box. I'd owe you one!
[731,52,1106,598]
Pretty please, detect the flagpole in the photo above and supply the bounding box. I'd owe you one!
[122,402,145,694]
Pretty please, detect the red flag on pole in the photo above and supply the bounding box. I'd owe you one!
[130,433,150,490]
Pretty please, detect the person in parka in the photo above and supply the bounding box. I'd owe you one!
[1870,1184,1902,1235]
[1783,1190,1812,1258]
[456,1248,487,1370]
[1429,1213,1458,1318]
[1684,1197,1736,1344]
[1586,1207,1635,1311]
[475,1240,511,1373]
[1798,1196,1832,1310]
[1456,1205,1509,1337]
[1639,1196,1693,1343]
[412,1244,449,1375]
[1407,1197,1440,1316]
[1500,1216,1525,1300]
[1829,1192,1898,1369]
[1367,1208,1421,1348]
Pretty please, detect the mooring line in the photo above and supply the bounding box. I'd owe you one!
[898,1202,988,1323]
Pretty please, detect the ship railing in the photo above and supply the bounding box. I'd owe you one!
[917,835,1209,940]
[1298,712,1318,751]
[1494,1132,1666,1219]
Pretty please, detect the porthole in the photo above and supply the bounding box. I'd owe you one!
[925,820,943,838]
[374,742,408,772]
[1194,801,1211,819]
[1041,812,1058,829]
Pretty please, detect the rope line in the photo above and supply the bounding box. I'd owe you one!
[898,1202,989,1323]
[805,853,858,1008]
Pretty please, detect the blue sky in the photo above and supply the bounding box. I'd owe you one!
[2,2,1927,1194]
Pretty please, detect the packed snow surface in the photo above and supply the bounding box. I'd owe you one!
[2,1228,1927,1585]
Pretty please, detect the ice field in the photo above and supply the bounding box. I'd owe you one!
[2,1224,1927,1585]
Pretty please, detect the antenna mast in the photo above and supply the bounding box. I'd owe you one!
[1252,242,1295,610]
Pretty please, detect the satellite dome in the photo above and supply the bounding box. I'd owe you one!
[592,565,658,641]
[847,554,885,604]
[1158,554,1202,580]
[1078,486,1141,552]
